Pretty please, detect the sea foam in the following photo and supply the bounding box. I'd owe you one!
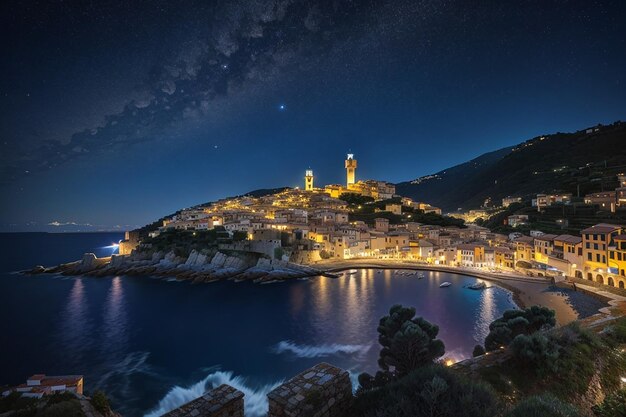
[144,370,282,417]
[272,340,371,359]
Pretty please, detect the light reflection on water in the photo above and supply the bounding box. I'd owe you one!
[103,276,128,354]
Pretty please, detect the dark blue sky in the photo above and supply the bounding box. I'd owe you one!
[1,0,625,231]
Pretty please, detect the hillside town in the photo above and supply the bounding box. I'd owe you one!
[119,153,626,290]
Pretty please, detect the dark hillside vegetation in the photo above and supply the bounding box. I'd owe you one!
[396,121,626,211]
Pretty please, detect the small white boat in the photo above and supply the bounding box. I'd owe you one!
[468,282,486,290]
[347,269,358,275]
[439,282,452,288]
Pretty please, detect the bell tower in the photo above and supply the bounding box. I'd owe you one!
[305,169,314,191]
[345,153,357,187]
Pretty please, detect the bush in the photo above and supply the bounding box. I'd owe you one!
[353,365,499,417]
[605,317,626,344]
[45,392,77,405]
[90,391,110,414]
[506,394,581,417]
[510,333,560,373]
[472,344,486,357]
[485,306,556,351]
[319,250,331,259]
[0,392,37,413]
[592,388,626,417]
[38,400,84,417]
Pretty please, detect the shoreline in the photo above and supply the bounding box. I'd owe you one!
[25,252,620,324]
[313,260,616,323]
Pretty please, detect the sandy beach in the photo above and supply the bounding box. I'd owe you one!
[313,259,613,326]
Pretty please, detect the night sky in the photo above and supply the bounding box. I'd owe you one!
[1,0,625,232]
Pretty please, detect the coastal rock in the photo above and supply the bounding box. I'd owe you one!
[81,253,98,269]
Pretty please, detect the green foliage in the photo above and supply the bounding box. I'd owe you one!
[340,193,375,207]
[359,305,445,389]
[0,392,85,417]
[273,247,284,260]
[38,401,84,417]
[485,306,556,351]
[0,392,37,413]
[143,229,220,254]
[45,392,77,405]
[232,230,248,241]
[510,333,560,373]
[90,391,110,414]
[592,389,626,417]
[352,365,499,417]
[472,344,485,357]
[605,316,626,344]
[506,394,581,417]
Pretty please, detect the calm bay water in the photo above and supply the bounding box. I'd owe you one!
[0,233,517,416]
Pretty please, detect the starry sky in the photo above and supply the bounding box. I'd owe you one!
[1,0,625,232]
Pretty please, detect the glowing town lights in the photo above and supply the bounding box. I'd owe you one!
[445,359,454,367]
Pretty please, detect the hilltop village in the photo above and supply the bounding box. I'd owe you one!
[111,153,626,289]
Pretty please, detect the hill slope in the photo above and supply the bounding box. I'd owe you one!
[396,121,626,211]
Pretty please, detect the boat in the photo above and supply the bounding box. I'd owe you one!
[322,272,340,278]
[468,282,487,290]
[346,269,358,275]
[439,282,452,288]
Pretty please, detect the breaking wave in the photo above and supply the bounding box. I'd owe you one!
[144,370,282,417]
[272,341,371,359]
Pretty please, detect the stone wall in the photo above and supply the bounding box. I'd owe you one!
[163,384,244,417]
[267,363,353,417]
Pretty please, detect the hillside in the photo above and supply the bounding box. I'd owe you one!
[396,121,626,211]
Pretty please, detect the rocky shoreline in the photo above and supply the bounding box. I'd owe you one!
[25,249,324,284]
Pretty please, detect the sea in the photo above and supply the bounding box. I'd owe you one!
[0,232,518,416]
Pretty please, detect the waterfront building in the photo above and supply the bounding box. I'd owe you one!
[533,234,558,265]
[608,235,626,287]
[581,223,623,284]
[495,247,515,269]
[2,374,84,399]
[514,236,535,265]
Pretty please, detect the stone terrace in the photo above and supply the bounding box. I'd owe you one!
[163,384,244,417]
[267,362,352,417]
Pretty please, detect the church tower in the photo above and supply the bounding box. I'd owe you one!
[345,153,357,187]
[305,169,314,191]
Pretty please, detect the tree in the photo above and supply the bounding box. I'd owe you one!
[472,344,486,357]
[359,305,445,389]
[485,306,556,351]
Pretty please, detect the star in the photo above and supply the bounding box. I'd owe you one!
[278,104,286,111]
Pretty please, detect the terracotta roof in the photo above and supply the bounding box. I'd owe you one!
[534,234,559,241]
[554,234,582,244]
[581,224,622,234]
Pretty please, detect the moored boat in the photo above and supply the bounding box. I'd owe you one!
[439,282,452,288]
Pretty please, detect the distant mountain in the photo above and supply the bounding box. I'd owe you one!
[395,121,626,212]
